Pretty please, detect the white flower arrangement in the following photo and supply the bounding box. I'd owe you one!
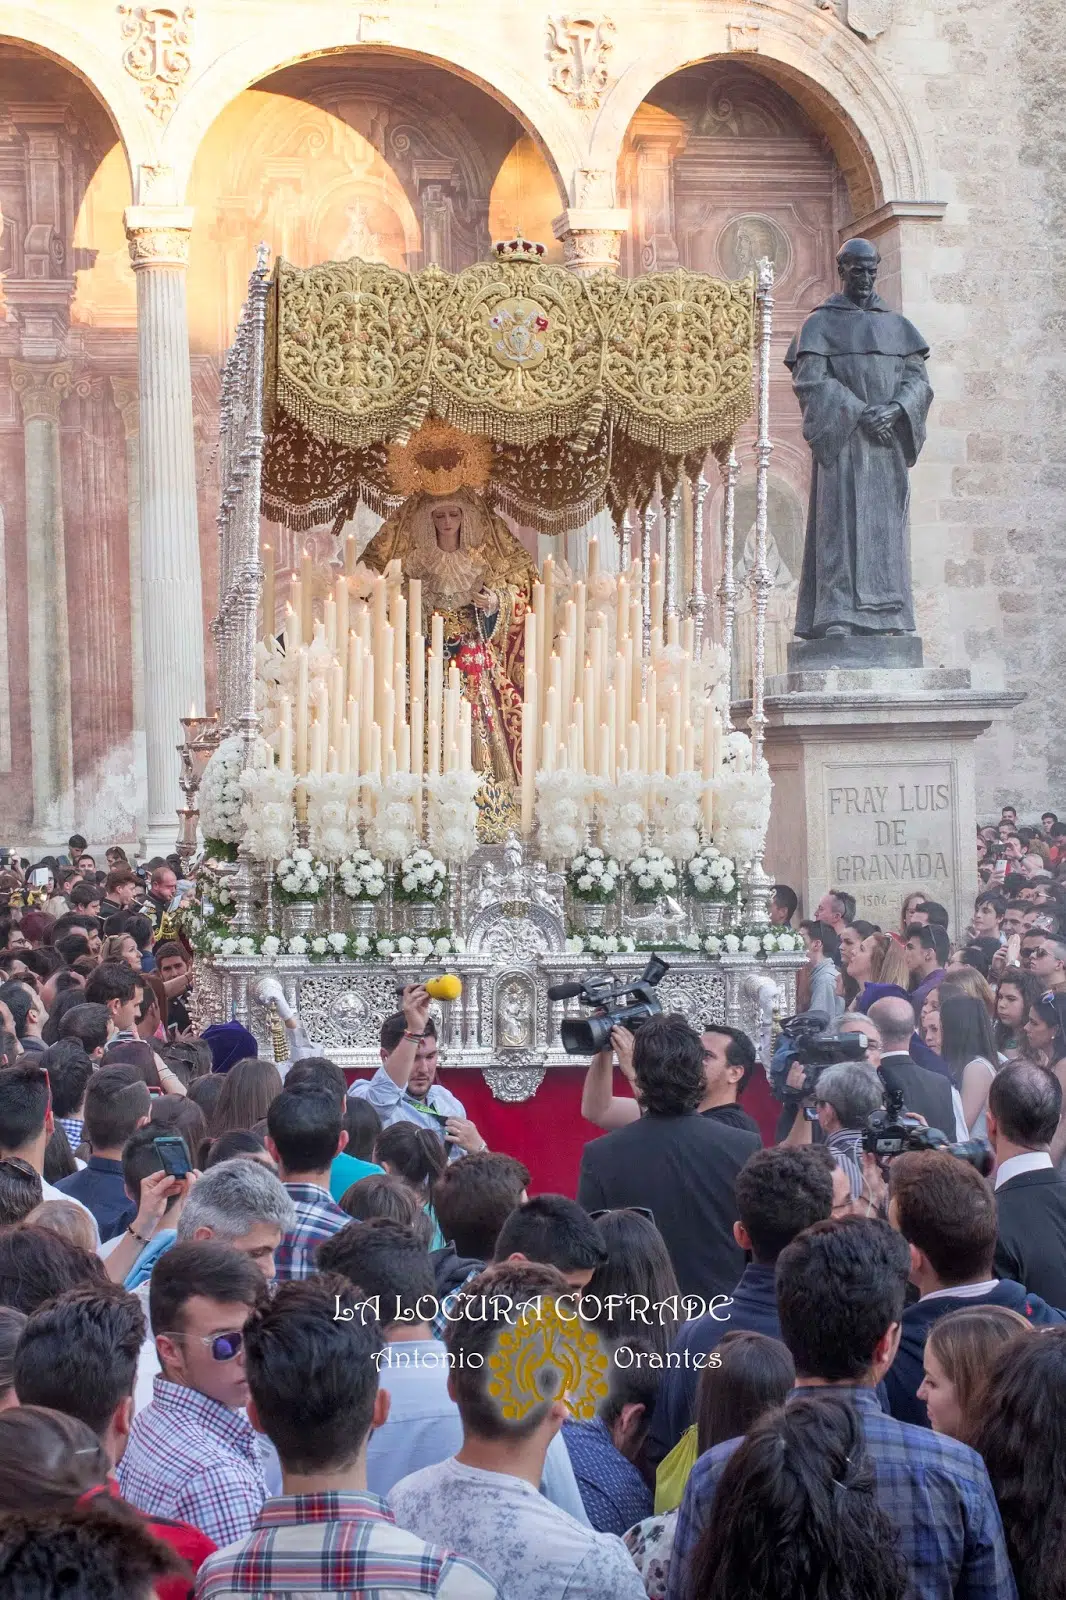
[427,770,481,864]
[337,849,387,901]
[657,773,704,864]
[627,846,678,903]
[395,848,448,903]
[598,773,649,863]
[239,739,295,863]
[260,935,281,959]
[274,849,328,903]
[714,735,773,867]
[536,769,597,861]
[364,771,420,862]
[199,735,246,848]
[199,925,466,962]
[567,846,621,904]
[686,843,739,903]
[722,933,741,953]
[288,934,308,956]
[564,933,637,956]
[305,772,361,864]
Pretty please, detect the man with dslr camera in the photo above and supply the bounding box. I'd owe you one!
[577,1014,759,1296]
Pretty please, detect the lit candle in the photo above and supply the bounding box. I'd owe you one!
[459,700,472,771]
[300,548,314,641]
[382,686,395,763]
[340,708,352,775]
[616,575,629,646]
[656,720,668,774]
[541,721,555,774]
[330,660,343,754]
[262,544,274,645]
[428,718,440,777]
[524,608,538,696]
[289,578,303,649]
[336,578,349,680]
[408,579,422,653]
[283,602,297,655]
[583,662,596,772]
[398,722,411,774]
[324,594,337,654]
[683,719,695,772]
[412,635,425,718]
[431,611,444,658]
[370,722,382,780]
[628,718,641,774]
[598,722,611,780]
[588,536,600,578]
[411,698,424,784]
[327,742,339,775]
[345,534,357,577]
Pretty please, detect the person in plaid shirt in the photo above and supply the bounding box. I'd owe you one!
[666,1218,1016,1600]
[265,1086,351,1281]
[195,1275,500,1600]
[117,1240,268,1548]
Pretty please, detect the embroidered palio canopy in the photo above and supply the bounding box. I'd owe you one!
[261,244,757,534]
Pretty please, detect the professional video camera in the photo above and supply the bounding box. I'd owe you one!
[769,1011,872,1104]
[550,955,670,1055]
[862,1087,993,1175]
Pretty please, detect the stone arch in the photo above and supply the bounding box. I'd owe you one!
[163,32,578,207]
[0,13,151,182]
[589,7,935,218]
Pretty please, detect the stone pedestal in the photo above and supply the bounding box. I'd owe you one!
[758,666,1023,931]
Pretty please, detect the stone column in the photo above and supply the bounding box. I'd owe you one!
[9,360,75,833]
[110,375,147,803]
[124,206,205,854]
[552,207,628,275]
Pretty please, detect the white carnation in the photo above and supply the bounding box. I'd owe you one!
[723,934,741,953]
[281,875,300,894]
[415,937,434,956]
[237,937,256,956]
[260,936,281,958]
[328,933,348,953]
[377,939,395,956]
[397,937,414,954]
[354,935,371,955]
[704,935,723,954]
[577,874,594,892]
[564,937,584,955]
[311,937,328,955]
[434,938,452,957]
[741,935,761,953]
[402,875,418,893]
[288,935,308,955]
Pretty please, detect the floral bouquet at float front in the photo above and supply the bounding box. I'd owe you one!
[337,850,387,901]
[567,847,621,904]
[274,848,328,903]
[686,844,739,904]
[395,848,448,903]
[627,847,678,904]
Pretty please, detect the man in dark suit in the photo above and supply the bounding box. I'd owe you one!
[577,1014,760,1298]
[868,995,962,1137]
[990,1058,1066,1308]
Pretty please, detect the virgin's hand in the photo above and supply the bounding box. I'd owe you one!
[473,588,498,613]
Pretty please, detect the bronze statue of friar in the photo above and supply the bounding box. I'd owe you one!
[784,238,933,651]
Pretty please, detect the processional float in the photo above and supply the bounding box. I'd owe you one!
[185,236,803,1098]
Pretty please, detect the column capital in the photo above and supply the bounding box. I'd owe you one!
[124,205,194,269]
[109,374,140,438]
[9,359,74,424]
[552,208,629,276]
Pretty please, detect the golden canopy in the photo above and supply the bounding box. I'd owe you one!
[262,249,757,535]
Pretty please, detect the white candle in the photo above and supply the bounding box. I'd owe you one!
[324,594,337,654]
[370,722,381,780]
[295,649,308,776]
[327,742,339,775]
[411,698,424,783]
[428,718,440,777]
[521,702,536,835]
[459,700,472,771]
[408,579,421,652]
[330,660,343,754]
[289,580,303,649]
[310,718,324,776]
[336,579,349,681]
[345,534,357,577]
[588,536,600,578]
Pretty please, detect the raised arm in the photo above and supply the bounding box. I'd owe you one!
[381,984,432,1090]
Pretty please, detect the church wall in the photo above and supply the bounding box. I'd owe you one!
[0,0,1063,842]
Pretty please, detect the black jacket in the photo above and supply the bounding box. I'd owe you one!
[995,1164,1066,1310]
[878,1051,957,1139]
[577,1112,759,1298]
[430,1243,485,1299]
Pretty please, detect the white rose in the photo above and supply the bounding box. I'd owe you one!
[304,877,320,895]
[278,858,294,874]
[261,936,281,958]
[429,882,445,898]
[415,937,434,956]
[723,934,741,953]
[354,935,371,955]
[219,938,239,956]
[311,937,328,955]
[288,935,308,955]
[619,937,636,953]
[720,875,736,894]
[632,858,648,874]
[237,937,256,956]
[605,936,619,953]
[638,874,654,890]
[577,874,594,892]
[402,875,418,892]
[589,935,605,952]
[694,875,712,894]
[704,935,723,954]
[741,935,761,953]
[601,876,616,893]
[434,938,452,957]
[564,937,584,955]
[328,933,348,952]
[293,848,312,863]
[762,934,778,952]
[377,939,395,956]
[588,847,604,860]
[683,933,700,950]
[572,856,587,873]
[281,875,300,893]
[779,933,798,951]
[397,937,414,954]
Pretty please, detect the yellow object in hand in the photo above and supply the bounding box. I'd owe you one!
[426,974,463,1002]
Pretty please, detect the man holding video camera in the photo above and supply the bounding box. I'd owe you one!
[577,1014,759,1296]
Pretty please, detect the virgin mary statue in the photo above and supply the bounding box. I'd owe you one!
[360,483,537,788]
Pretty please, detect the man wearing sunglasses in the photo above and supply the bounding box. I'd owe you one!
[1028,936,1066,994]
[117,1240,267,1547]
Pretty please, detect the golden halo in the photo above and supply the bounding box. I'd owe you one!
[387,417,493,498]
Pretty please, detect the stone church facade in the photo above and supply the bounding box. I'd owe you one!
[0,0,1062,848]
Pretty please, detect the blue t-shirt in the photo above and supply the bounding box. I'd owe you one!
[329,1151,384,1204]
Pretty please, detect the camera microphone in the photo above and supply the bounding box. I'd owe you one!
[547,981,587,1002]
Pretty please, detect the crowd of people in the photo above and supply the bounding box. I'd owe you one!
[0,820,1063,1596]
